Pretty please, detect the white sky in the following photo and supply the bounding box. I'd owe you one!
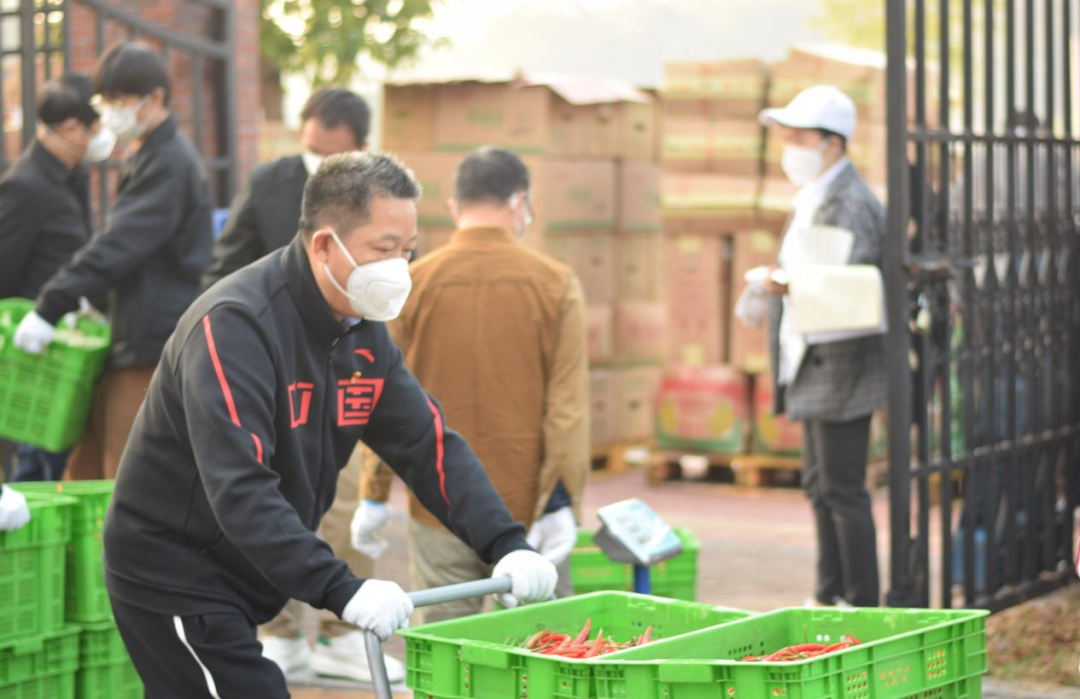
[284,0,828,130]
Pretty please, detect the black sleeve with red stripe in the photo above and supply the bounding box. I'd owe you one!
[363,342,530,565]
[180,305,362,617]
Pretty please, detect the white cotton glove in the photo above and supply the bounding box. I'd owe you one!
[492,549,558,610]
[350,499,391,560]
[342,579,414,642]
[13,311,56,355]
[525,507,577,566]
[0,487,31,532]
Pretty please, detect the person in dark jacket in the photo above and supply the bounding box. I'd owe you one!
[13,43,213,480]
[202,88,369,289]
[0,74,113,481]
[200,88,386,682]
[103,152,557,698]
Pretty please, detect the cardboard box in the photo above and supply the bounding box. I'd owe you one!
[542,159,618,233]
[425,78,657,158]
[663,211,762,236]
[618,161,662,234]
[661,119,763,176]
[616,235,666,302]
[752,373,803,455]
[615,301,668,363]
[589,369,619,446]
[587,304,615,364]
[656,364,750,453]
[757,176,799,221]
[416,228,455,258]
[666,234,728,366]
[616,366,662,442]
[543,234,616,305]
[661,172,760,214]
[382,84,437,152]
[434,82,565,155]
[399,152,460,229]
[662,59,769,120]
[577,101,658,160]
[729,231,779,374]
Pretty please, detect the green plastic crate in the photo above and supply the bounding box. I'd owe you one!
[571,528,699,601]
[591,607,989,699]
[0,626,79,699]
[0,298,110,452]
[76,621,141,699]
[13,482,114,623]
[399,591,750,699]
[0,491,74,643]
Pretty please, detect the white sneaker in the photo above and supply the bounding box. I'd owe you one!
[802,596,855,608]
[310,631,406,684]
[260,635,312,676]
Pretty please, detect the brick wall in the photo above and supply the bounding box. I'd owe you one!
[67,0,262,204]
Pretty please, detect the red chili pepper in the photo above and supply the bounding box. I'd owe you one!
[574,619,592,645]
[640,626,652,646]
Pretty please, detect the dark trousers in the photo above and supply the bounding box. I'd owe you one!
[12,444,70,481]
[802,416,880,607]
[110,597,290,699]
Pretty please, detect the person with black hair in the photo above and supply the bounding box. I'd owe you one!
[202,87,371,288]
[13,42,213,481]
[354,147,588,623]
[102,152,556,698]
[0,73,111,481]
[199,87,385,682]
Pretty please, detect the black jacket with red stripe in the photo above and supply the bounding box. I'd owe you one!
[102,237,530,624]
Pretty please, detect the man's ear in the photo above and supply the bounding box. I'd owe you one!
[448,198,460,225]
[308,229,333,263]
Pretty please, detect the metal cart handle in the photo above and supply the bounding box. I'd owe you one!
[364,576,514,699]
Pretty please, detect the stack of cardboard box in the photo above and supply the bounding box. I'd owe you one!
[381,75,666,450]
[656,48,901,459]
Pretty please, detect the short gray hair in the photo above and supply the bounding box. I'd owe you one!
[299,152,421,239]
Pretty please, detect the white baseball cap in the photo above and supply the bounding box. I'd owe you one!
[759,85,857,140]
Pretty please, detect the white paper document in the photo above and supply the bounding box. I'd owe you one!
[787,264,887,340]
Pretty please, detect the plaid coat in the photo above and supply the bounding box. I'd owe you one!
[769,162,888,422]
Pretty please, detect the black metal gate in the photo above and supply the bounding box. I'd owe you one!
[0,0,238,223]
[885,0,1080,611]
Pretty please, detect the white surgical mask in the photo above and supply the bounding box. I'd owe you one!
[781,139,829,187]
[82,127,117,163]
[100,97,148,142]
[302,151,326,175]
[510,191,533,242]
[320,230,412,321]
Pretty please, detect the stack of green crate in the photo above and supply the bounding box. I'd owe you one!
[571,528,699,601]
[0,490,80,696]
[12,481,142,698]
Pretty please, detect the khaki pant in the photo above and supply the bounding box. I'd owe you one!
[67,365,157,480]
[261,445,373,639]
[409,519,574,624]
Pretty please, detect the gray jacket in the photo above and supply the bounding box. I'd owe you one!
[768,162,887,422]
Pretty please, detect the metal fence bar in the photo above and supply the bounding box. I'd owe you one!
[1022,0,1040,586]
[19,0,36,147]
[885,0,915,608]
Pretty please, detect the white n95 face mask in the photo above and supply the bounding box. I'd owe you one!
[302,151,326,175]
[781,142,827,187]
[322,230,412,322]
[100,98,148,142]
[82,127,117,163]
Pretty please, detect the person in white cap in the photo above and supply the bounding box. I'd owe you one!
[759,85,886,608]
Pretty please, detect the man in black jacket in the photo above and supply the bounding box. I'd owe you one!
[202,88,369,288]
[103,152,557,698]
[14,43,213,480]
[204,88,385,682]
[0,74,112,481]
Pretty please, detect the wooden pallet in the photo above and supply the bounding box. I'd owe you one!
[729,454,802,487]
[591,440,652,473]
[648,449,802,487]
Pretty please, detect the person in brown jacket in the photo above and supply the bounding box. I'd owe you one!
[352,148,589,622]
